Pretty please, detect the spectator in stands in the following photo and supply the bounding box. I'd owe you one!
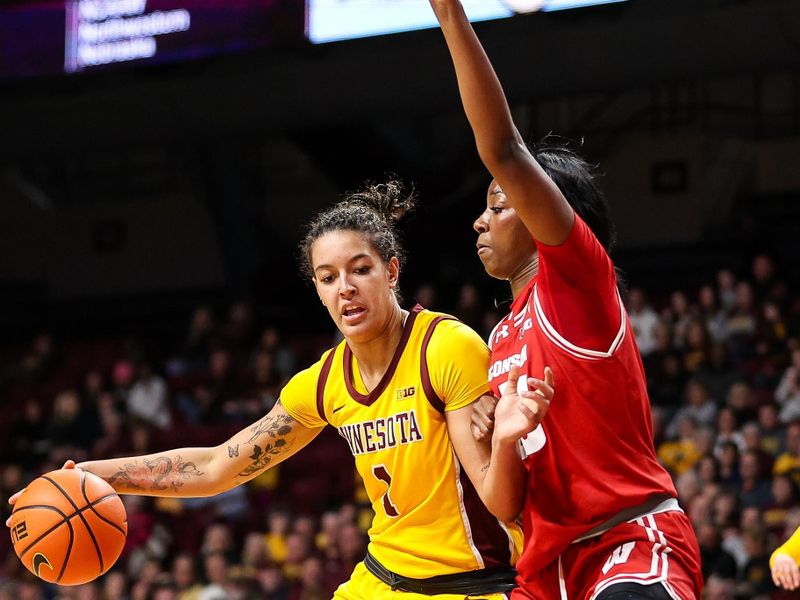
[698,284,729,343]
[757,402,784,457]
[241,532,270,570]
[726,380,757,423]
[265,509,291,564]
[666,378,717,439]
[171,553,202,600]
[727,281,758,359]
[47,390,93,458]
[738,450,773,509]
[696,343,739,405]
[776,348,800,423]
[201,551,232,600]
[738,526,776,597]
[717,269,738,313]
[774,422,800,488]
[102,571,130,600]
[712,408,743,458]
[666,290,692,348]
[127,362,171,430]
[290,556,326,600]
[627,287,660,356]
[697,521,738,580]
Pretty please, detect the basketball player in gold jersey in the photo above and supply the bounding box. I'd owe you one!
[9,181,554,598]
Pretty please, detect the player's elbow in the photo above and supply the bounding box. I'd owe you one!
[477,138,529,174]
[482,492,522,524]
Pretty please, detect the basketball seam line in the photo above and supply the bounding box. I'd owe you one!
[17,507,70,559]
[42,475,105,576]
[80,477,127,539]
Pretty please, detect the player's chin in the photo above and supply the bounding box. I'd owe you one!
[479,257,506,281]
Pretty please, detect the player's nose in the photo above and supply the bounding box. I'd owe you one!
[473,211,489,233]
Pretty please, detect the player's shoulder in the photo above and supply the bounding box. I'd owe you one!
[418,309,488,354]
[284,342,344,392]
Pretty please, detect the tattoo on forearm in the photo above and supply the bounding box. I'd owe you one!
[108,456,204,492]
[228,444,239,457]
[238,404,295,477]
[481,463,490,474]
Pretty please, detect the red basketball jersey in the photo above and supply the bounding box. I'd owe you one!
[487,215,677,581]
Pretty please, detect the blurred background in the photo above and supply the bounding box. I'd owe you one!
[1,0,800,598]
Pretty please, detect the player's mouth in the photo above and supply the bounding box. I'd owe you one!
[341,304,367,325]
[476,242,490,255]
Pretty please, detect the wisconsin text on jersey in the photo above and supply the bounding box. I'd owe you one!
[338,410,424,456]
[488,344,528,380]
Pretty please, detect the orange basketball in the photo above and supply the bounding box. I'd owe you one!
[8,468,127,586]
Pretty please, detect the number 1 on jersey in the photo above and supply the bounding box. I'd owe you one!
[372,464,399,518]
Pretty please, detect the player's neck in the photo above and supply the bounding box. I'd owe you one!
[509,253,539,300]
[348,307,407,391]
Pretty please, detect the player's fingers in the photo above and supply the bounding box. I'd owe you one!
[520,390,550,416]
[505,365,520,395]
[544,366,554,388]
[790,564,800,589]
[62,460,76,470]
[517,396,548,424]
[8,489,24,506]
[527,377,554,400]
[471,421,488,442]
[471,418,490,441]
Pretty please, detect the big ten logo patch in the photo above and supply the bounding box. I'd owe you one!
[12,521,29,544]
[396,386,416,400]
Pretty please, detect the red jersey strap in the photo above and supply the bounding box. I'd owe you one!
[315,349,336,423]
[420,316,456,414]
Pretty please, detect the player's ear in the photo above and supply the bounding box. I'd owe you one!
[387,257,400,289]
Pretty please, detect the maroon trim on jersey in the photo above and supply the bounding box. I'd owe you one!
[458,465,511,568]
[343,305,423,407]
[315,349,336,423]
[420,316,455,414]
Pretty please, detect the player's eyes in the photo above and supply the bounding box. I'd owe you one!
[354,266,371,275]
[320,275,334,284]
[489,206,503,214]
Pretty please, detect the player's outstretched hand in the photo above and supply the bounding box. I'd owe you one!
[772,553,800,590]
[5,460,79,526]
[493,366,553,444]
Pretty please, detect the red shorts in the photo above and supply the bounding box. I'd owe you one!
[512,510,702,600]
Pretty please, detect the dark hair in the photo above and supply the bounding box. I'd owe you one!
[532,138,616,252]
[299,179,416,285]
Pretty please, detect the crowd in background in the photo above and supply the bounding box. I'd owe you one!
[0,251,799,600]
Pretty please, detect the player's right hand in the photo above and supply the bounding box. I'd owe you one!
[493,365,553,445]
[6,460,78,526]
[772,553,800,590]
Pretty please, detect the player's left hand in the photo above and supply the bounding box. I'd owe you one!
[6,460,78,527]
[471,395,498,441]
[772,553,800,590]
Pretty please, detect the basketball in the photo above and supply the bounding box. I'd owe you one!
[8,468,127,586]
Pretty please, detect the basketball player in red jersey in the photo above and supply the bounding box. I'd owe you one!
[428,1,703,599]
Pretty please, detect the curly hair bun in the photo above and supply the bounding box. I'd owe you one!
[344,179,416,223]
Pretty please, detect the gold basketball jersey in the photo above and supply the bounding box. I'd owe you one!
[280,306,523,578]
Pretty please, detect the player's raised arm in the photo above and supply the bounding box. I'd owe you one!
[8,401,322,507]
[429,0,573,245]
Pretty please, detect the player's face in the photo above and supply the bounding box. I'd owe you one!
[311,229,399,344]
[473,180,537,280]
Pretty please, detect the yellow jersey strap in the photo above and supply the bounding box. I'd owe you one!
[420,316,457,414]
[315,348,337,424]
